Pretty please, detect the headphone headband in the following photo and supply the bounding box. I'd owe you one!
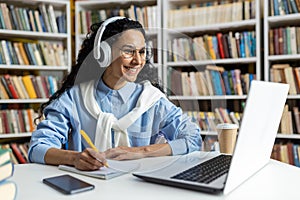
[93,16,126,60]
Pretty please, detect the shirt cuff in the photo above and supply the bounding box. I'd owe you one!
[29,144,52,164]
[168,138,187,155]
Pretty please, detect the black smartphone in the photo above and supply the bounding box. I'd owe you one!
[43,174,95,194]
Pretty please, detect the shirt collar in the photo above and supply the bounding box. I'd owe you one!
[96,78,136,103]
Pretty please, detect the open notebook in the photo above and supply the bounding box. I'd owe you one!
[58,159,140,180]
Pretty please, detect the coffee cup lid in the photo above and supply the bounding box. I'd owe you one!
[216,123,239,130]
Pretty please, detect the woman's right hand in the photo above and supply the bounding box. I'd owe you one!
[73,148,107,171]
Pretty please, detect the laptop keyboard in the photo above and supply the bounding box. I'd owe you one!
[171,154,232,184]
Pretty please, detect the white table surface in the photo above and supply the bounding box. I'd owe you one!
[8,152,300,200]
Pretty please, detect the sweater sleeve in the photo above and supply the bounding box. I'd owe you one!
[155,98,202,155]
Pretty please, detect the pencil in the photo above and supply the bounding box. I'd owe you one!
[80,130,109,168]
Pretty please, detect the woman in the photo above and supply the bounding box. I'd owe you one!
[28,17,202,171]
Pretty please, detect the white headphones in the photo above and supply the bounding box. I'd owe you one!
[93,16,127,67]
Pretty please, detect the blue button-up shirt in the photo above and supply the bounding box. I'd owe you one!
[28,79,202,164]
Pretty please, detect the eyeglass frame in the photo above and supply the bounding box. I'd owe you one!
[117,44,153,61]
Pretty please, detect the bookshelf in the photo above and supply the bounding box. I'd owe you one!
[264,0,300,167]
[264,0,300,138]
[75,0,163,82]
[162,0,261,141]
[0,0,71,142]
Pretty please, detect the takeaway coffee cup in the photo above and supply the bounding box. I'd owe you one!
[216,123,239,154]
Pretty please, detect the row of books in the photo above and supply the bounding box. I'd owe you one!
[279,105,300,134]
[271,142,300,167]
[270,0,300,16]
[0,148,16,199]
[167,0,255,28]
[270,64,300,95]
[185,108,242,132]
[0,143,29,164]
[0,3,66,33]
[269,26,300,56]
[168,31,256,62]
[169,66,256,96]
[0,40,67,66]
[78,4,158,34]
[184,104,300,135]
[0,108,37,134]
[0,74,59,99]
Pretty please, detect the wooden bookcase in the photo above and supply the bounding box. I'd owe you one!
[162,0,261,143]
[264,0,300,166]
[75,0,163,82]
[0,0,71,143]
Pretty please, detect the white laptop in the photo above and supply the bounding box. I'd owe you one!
[133,80,289,194]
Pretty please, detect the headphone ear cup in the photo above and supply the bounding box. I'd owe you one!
[98,41,111,67]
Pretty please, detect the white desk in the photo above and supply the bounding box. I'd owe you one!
[9,152,300,200]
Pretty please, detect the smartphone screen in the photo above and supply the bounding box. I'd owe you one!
[43,174,95,194]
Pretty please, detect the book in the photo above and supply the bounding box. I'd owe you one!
[22,75,37,99]
[28,9,37,32]
[6,41,18,64]
[170,69,182,95]
[34,10,43,32]
[22,109,31,132]
[26,109,35,132]
[235,32,241,57]
[287,142,295,165]
[10,143,26,164]
[181,72,190,96]
[18,76,29,99]
[222,71,232,95]
[30,76,42,98]
[293,144,300,167]
[12,42,24,65]
[0,149,14,182]
[209,70,223,95]
[0,111,10,133]
[47,5,58,33]
[58,165,124,180]
[195,71,208,96]
[17,42,30,65]
[39,4,51,32]
[294,67,300,93]
[16,110,25,133]
[8,5,18,30]
[0,76,13,99]
[216,33,225,59]
[0,181,17,200]
[11,76,25,99]
[234,69,243,95]
[18,144,28,161]
[284,67,297,95]
[0,80,9,99]
[1,40,10,64]
[204,69,214,95]
[0,3,12,30]
[0,148,11,166]
[293,106,300,134]
[3,74,19,99]
[58,159,139,180]
[35,76,47,98]
[189,72,199,96]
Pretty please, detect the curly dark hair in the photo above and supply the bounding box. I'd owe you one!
[35,18,164,124]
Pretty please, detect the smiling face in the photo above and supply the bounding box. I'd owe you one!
[102,29,146,90]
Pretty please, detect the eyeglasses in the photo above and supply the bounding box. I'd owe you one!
[119,45,152,60]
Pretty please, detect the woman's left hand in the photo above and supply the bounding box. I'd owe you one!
[104,146,146,160]
[105,144,172,160]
